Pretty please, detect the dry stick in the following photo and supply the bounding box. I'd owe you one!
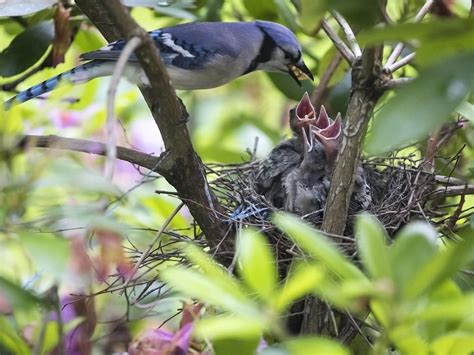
[321,19,355,64]
[384,0,434,68]
[331,11,362,58]
[122,202,184,296]
[105,36,142,181]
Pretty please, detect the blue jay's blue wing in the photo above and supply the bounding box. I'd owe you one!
[80,29,223,70]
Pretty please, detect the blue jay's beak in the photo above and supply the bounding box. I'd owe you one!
[288,62,314,86]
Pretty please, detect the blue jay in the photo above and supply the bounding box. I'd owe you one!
[4,21,313,109]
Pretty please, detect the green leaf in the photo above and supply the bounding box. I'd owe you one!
[456,100,474,122]
[299,0,325,32]
[273,213,368,282]
[243,0,278,19]
[390,325,430,355]
[213,337,261,355]
[366,53,474,155]
[267,73,315,101]
[431,331,474,355]
[389,222,438,297]
[404,235,474,299]
[0,21,54,77]
[182,244,246,300]
[409,293,474,322]
[20,232,70,281]
[299,0,378,30]
[238,229,277,300]
[355,214,392,280]
[0,0,55,16]
[274,0,300,31]
[195,315,265,340]
[283,336,350,355]
[0,276,43,310]
[272,263,324,312]
[359,19,474,66]
[0,316,30,354]
[160,267,256,316]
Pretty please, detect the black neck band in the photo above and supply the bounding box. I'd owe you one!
[243,28,276,75]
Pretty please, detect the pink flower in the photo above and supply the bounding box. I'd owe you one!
[49,108,82,128]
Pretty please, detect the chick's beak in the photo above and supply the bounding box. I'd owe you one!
[288,62,314,86]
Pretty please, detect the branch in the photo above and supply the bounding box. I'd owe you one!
[380,77,414,90]
[384,0,433,69]
[123,202,184,296]
[386,52,415,73]
[321,47,384,236]
[20,135,163,171]
[430,185,474,199]
[331,11,361,58]
[74,0,231,256]
[321,19,355,64]
[311,51,343,106]
[105,36,142,181]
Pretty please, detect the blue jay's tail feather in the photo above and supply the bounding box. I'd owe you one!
[3,60,109,110]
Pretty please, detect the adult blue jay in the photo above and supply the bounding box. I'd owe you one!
[4,21,313,109]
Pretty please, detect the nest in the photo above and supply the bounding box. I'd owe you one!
[204,151,472,336]
[208,154,463,265]
[99,139,472,340]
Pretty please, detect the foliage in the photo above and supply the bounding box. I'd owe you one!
[0,0,473,353]
[159,214,474,354]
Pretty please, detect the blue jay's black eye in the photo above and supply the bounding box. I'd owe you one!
[284,50,301,63]
[295,51,302,62]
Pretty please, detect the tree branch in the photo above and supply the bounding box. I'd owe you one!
[20,135,163,171]
[321,47,383,236]
[311,51,343,106]
[321,19,355,64]
[74,0,232,256]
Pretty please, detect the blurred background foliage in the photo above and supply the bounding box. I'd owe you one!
[0,0,473,354]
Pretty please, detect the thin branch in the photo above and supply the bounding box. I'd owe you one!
[331,11,362,58]
[52,286,65,355]
[122,202,184,295]
[311,51,343,106]
[105,36,142,181]
[380,77,414,89]
[430,184,474,199]
[321,19,355,64]
[32,308,50,355]
[386,52,415,73]
[385,0,434,68]
[416,0,435,21]
[20,135,163,172]
[385,42,405,68]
